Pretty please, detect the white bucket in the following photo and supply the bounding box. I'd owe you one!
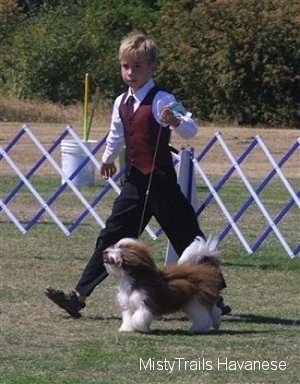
[61,140,97,186]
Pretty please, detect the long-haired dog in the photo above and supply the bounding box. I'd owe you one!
[103,237,222,333]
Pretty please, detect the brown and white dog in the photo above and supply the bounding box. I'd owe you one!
[103,237,222,333]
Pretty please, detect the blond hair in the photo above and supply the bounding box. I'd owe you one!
[118,32,159,64]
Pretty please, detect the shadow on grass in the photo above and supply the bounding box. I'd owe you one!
[222,262,293,269]
[85,314,122,321]
[161,313,299,327]
[80,314,299,337]
[80,315,271,336]
[224,313,300,326]
[148,329,269,336]
[84,313,299,327]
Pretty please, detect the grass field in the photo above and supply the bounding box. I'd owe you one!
[1,124,299,383]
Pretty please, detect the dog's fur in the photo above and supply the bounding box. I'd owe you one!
[103,237,222,333]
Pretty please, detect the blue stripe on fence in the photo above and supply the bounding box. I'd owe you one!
[68,168,125,233]
[218,140,299,242]
[1,129,69,213]
[1,125,299,258]
[252,191,300,253]
[25,133,108,231]
[195,135,259,218]
[0,128,26,160]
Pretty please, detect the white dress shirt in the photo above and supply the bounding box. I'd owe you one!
[102,78,198,164]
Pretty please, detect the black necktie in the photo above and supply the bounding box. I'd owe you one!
[126,95,135,114]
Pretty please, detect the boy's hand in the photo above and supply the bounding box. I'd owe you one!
[100,162,117,180]
[161,107,180,127]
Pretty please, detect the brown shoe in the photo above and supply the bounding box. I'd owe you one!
[44,286,86,318]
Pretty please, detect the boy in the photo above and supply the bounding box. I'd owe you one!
[45,32,230,318]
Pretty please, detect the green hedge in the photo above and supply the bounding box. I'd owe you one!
[154,0,300,126]
[1,0,299,126]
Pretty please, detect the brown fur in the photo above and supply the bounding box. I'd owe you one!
[104,238,222,316]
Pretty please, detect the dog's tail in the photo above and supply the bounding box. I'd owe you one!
[178,236,220,266]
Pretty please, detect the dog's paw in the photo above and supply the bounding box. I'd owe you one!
[133,325,151,333]
[119,324,135,332]
[188,324,211,334]
[119,326,134,332]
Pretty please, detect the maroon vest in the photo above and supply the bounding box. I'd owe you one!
[119,86,173,175]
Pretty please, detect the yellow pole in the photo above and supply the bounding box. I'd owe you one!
[86,86,100,142]
[83,73,89,141]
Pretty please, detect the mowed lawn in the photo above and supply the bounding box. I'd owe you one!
[1,125,299,383]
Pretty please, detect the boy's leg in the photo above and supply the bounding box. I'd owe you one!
[149,170,231,315]
[150,169,205,256]
[45,176,147,317]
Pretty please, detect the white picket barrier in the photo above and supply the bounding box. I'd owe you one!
[1,125,299,258]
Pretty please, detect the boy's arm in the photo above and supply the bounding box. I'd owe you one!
[153,92,198,139]
[101,96,125,178]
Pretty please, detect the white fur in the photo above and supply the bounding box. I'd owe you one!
[183,300,222,334]
[114,268,152,332]
[185,299,214,333]
[178,235,220,265]
[104,237,221,333]
[117,286,159,333]
[179,236,222,333]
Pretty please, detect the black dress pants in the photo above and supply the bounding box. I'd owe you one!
[75,167,205,296]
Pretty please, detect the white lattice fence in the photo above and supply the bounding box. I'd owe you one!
[1,125,299,258]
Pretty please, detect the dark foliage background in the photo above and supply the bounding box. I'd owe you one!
[1,0,299,126]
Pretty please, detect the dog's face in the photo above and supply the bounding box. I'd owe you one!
[103,238,157,277]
